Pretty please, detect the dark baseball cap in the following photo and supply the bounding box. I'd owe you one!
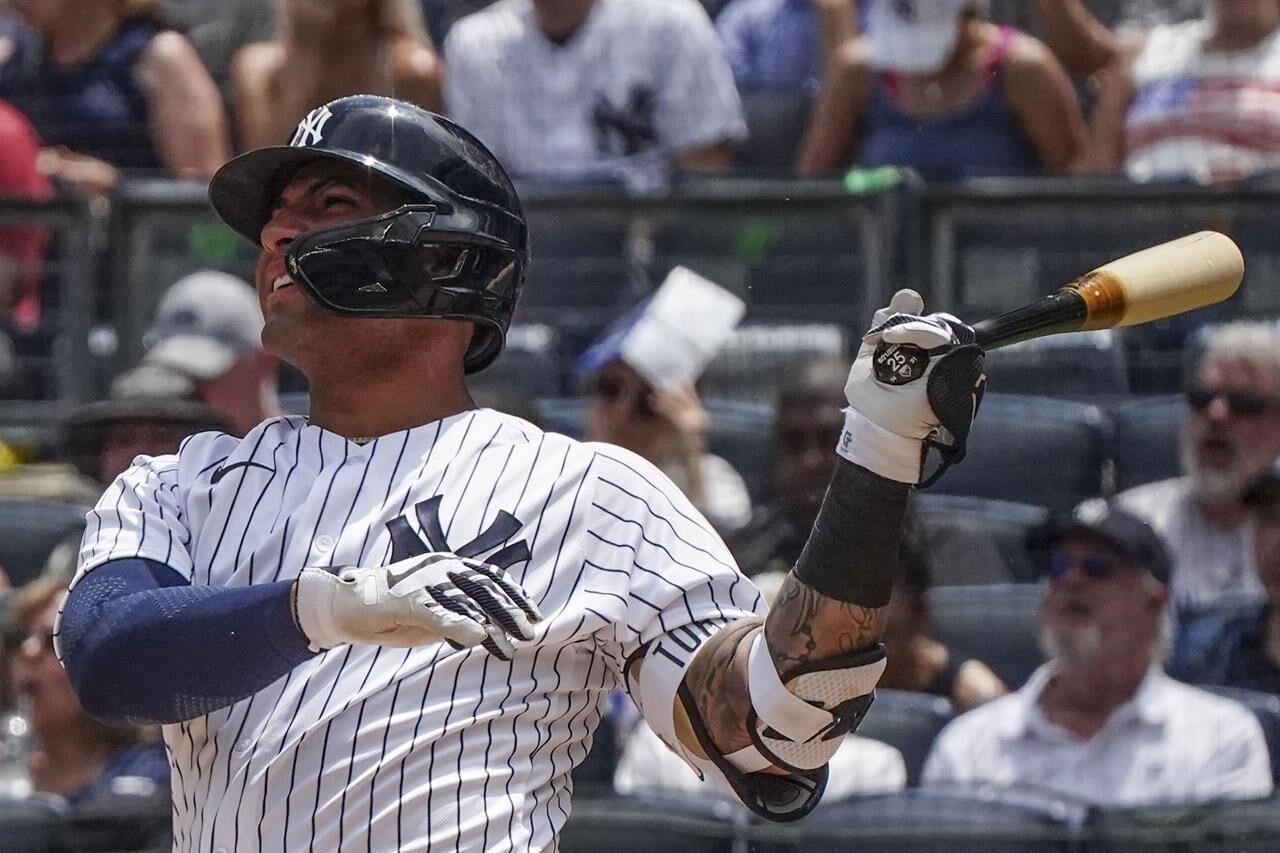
[1243,456,1280,509]
[1027,503,1171,585]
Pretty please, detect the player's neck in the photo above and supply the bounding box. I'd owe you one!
[306,374,476,441]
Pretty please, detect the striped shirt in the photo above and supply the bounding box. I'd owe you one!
[69,409,763,852]
[1125,19,1280,183]
[443,0,747,191]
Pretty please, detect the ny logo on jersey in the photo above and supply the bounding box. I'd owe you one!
[291,105,334,147]
[385,496,532,571]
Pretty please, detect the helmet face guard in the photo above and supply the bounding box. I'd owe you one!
[285,205,523,372]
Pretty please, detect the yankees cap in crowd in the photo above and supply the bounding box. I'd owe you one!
[575,266,746,390]
[1027,502,1172,585]
[866,0,973,74]
[143,271,263,381]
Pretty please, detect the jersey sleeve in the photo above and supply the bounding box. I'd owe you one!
[583,447,764,663]
[651,3,748,152]
[75,454,194,586]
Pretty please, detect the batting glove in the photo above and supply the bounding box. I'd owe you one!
[293,553,542,659]
[840,289,985,484]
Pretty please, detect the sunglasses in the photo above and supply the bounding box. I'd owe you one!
[1045,551,1127,581]
[1186,386,1278,417]
[592,375,657,416]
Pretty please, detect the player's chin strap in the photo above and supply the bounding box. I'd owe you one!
[664,631,886,822]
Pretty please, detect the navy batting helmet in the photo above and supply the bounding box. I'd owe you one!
[208,95,527,373]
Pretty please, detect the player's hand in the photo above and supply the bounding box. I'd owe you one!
[293,553,542,659]
[840,289,985,484]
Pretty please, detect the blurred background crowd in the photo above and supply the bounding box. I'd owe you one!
[1,0,1280,850]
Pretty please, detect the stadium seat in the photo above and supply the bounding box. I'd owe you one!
[1196,685,1280,786]
[1109,394,1185,494]
[559,794,742,853]
[756,789,1081,853]
[1082,794,1280,853]
[928,393,1111,514]
[929,584,1046,689]
[0,499,91,585]
[63,793,172,853]
[0,795,64,853]
[470,323,565,400]
[913,494,1049,585]
[734,89,813,174]
[854,689,955,787]
[535,397,776,501]
[699,322,849,405]
[981,330,1129,399]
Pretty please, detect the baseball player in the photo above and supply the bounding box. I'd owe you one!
[54,95,986,851]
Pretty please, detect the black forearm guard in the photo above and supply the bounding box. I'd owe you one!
[791,457,911,608]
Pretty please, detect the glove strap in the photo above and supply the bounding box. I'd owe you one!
[835,407,925,484]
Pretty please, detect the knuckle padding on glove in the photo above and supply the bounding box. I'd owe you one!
[925,344,985,445]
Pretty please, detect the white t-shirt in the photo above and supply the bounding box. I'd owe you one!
[614,719,907,801]
[1125,19,1280,183]
[1113,477,1265,613]
[443,0,747,191]
[922,664,1273,806]
[661,452,753,534]
[65,410,764,852]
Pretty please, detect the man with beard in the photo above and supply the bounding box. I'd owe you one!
[1113,322,1280,615]
[727,358,847,576]
[1172,456,1280,694]
[921,504,1272,806]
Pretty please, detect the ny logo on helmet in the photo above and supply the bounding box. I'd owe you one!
[291,105,334,147]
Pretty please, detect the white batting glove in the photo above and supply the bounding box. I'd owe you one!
[840,289,985,484]
[293,553,542,659]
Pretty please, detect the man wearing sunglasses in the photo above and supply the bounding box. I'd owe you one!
[1172,456,1280,697]
[923,504,1272,805]
[1115,322,1280,617]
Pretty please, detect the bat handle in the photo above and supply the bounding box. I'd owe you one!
[970,289,1090,351]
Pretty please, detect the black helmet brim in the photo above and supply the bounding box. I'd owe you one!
[209,145,450,245]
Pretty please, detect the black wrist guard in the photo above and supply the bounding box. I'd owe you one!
[792,457,910,608]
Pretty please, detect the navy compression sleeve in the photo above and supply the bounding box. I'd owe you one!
[58,558,315,725]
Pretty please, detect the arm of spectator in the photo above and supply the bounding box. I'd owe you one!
[1002,31,1086,174]
[797,37,874,175]
[811,0,859,75]
[229,42,290,150]
[953,659,1008,710]
[391,37,445,114]
[1077,39,1141,175]
[1032,0,1120,77]
[136,32,231,178]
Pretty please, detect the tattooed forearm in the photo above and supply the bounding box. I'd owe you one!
[679,617,759,755]
[763,572,884,677]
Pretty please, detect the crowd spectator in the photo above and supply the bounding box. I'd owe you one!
[167,0,277,99]
[922,504,1273,805]
[0,0,229,192]
[714,0,857,92]
[613,568,908,801]
[985,0,1118,77]
[728,357,845,576]
[583,359,751,533]
[880,508,1008,709]
[443,0,746,190]
[231,0,443,150]
[1086,0,1280,184]
[1171,456,1280,693]
[129,270,281,437]
[0,99,51,343]
[799,0,1085,180]
[4,576,169,807]
[1112,322,1280,615]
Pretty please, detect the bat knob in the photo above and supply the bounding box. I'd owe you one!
[873,342,930,385]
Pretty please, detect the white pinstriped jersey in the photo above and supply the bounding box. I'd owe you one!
[443,0,746,191]
[68,409,763,852]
